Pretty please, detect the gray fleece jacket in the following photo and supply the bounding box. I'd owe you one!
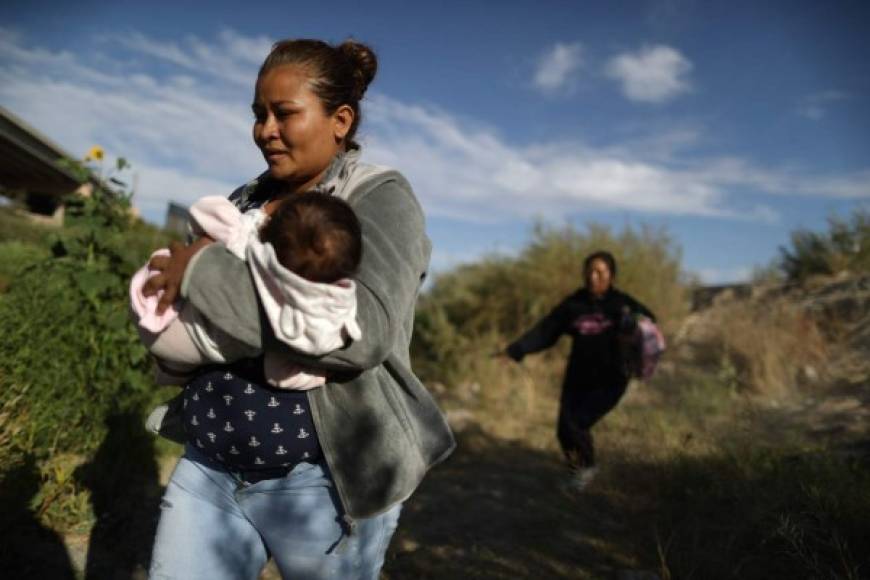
[152,157,455,519]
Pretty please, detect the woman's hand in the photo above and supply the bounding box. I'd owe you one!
[491,347,516,362]
[143,237,213,314]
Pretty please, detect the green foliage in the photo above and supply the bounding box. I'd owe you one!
[0,240,51,293]
[412,221,688,387]
[0,205,58,246]
[0,158,170,464]
[780,207,870,282]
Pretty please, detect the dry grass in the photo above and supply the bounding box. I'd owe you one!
[380,283,869,579]
[379,356,870,580]
[675,294,828,398]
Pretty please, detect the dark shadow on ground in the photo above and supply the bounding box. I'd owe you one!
[382,421,870,580]
[0,453,76,578]
[382,426,655,580]
[76,411,163,579]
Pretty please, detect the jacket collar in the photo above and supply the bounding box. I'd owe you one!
[233,149,363,211]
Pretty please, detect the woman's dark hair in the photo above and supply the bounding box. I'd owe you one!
[258,38,378,150]
[583,250,617,279]
[260,192,363,283]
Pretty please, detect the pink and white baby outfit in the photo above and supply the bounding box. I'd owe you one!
[130,195,361,389]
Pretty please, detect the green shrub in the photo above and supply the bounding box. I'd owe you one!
[0,257,152,454]
[0,161,171,463]
[0,241,50,293]
[780,207,870,282]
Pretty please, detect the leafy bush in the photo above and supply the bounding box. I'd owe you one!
[0,160,170,464]
[780,207,870,282]
[0,241,50,293]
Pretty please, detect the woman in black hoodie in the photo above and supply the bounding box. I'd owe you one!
[506,251,655,491]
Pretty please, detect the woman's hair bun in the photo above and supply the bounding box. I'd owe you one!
[338,40,378,99]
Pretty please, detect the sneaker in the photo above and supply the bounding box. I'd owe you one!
[564,466,598,493]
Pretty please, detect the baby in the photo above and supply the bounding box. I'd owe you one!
[130,191,362,389]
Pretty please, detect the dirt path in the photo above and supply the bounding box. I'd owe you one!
[379,428,661,580]
[257,422,660,580]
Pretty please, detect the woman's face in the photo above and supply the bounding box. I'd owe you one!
[252,65,352,193]
[585,258,613,297]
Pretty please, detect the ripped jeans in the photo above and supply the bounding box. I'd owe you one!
[149,445,401,580]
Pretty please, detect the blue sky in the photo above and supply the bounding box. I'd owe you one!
[2,0,868,283]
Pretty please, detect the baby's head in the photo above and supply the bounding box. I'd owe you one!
[259,192,362,284]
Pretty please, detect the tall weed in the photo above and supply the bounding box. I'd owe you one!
[679,297,827,396]
[0,160,172,528]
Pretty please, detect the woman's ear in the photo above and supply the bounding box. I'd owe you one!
[332,105,354,143]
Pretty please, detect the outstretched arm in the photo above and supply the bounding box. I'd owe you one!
[505,299,571,362]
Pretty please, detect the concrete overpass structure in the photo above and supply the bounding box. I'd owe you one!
[0,106,89,224]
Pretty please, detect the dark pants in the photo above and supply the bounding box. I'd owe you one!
[557,379,628,469]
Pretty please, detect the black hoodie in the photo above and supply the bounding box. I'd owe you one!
[507,288,655,390]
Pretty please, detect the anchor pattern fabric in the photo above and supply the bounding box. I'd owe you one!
[183,368,321,471]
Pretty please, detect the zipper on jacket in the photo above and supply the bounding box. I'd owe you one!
[307,390,357,555]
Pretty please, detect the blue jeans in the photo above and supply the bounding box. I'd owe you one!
[149,445,401,579]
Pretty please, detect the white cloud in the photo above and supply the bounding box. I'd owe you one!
[365,95,731,221]
[605,44,692,103]
[109,29,273,88]
[533,42,583,94]
[366,96,847,222]
[0,28,263,222]
[796,90,851,121]
[685,157,870,200]
[795,171,870,198]
[1,28,867,230]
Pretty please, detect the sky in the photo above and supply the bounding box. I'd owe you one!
[1,0,869,283]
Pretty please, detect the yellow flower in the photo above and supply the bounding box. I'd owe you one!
[85,145,104,161]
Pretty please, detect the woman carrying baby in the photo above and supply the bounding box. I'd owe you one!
[142,38,454,580]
